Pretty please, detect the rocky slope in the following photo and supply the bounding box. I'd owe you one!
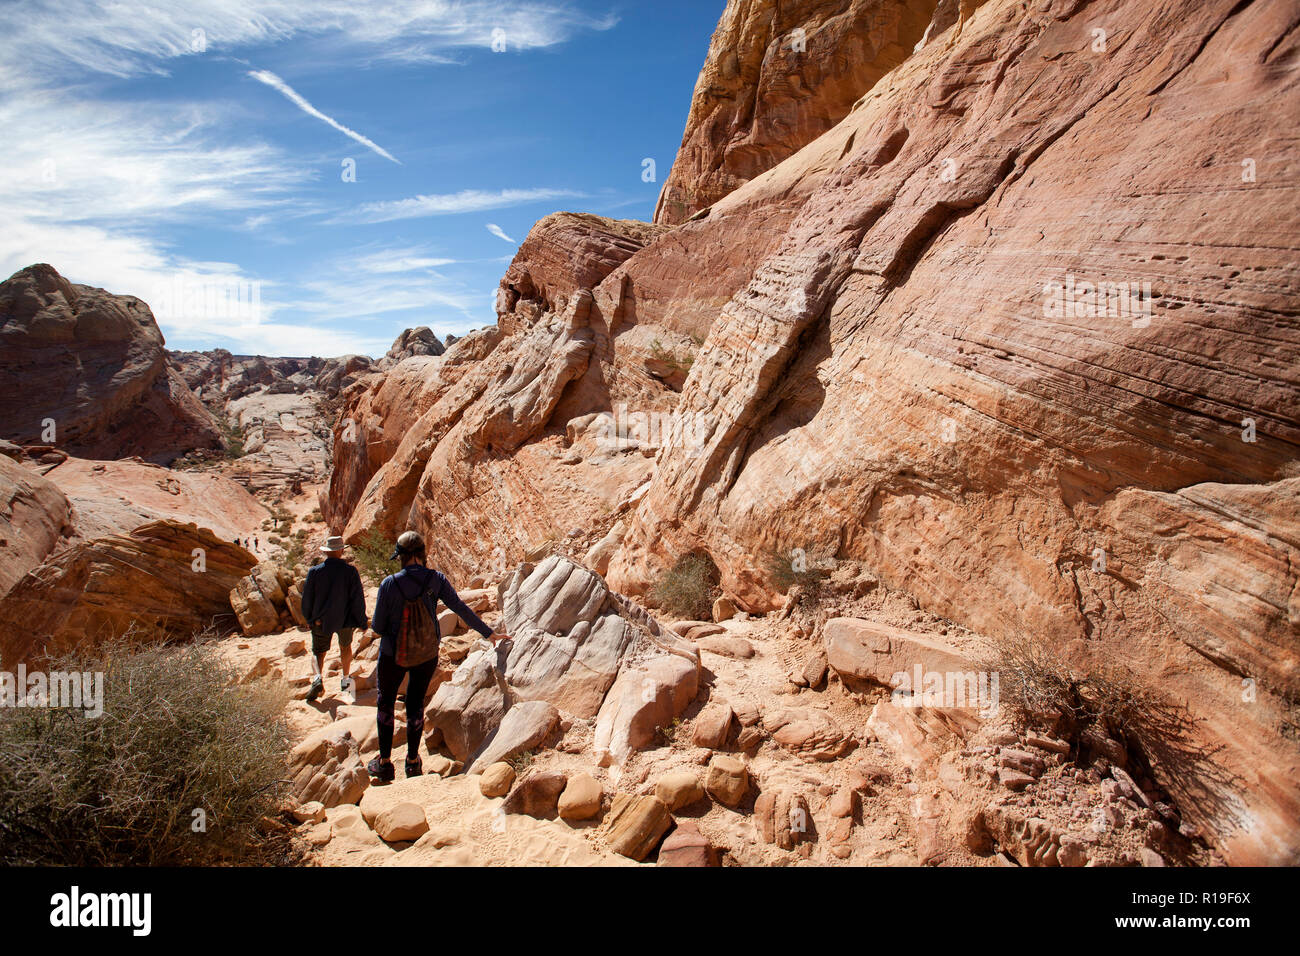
[0,264,223,464]
[322,0,1300,864]
[236,552,1189,867]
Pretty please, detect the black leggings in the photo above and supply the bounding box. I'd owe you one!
[376,654,438,762]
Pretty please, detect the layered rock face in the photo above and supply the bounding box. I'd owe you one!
[653,0,942,225]
[325,0,1299,863]
[610,0,1300,864]
[0,520,255,664]
[40,456,269,544]
[0,452,266,661]
[0,265,222,464]
[0,454,73,598]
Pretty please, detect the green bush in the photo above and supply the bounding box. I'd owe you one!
[652,553,719,620]
[353,527,395,587]
[0,640,293,866]
[218,414,245,460]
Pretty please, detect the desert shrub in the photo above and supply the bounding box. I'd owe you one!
[0,640,292,865]
[218,414,245,460]
[507,749,535,774]
[353,527,395,587]
[764,547,831,596]
[655,717,682,746]
[649,337,694,376]
[282,528,310,572]
[652,553,719,620]
[987,633,1156,747]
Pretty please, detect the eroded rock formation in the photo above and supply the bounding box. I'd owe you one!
[0,520,255,664]
[0,264,223,463]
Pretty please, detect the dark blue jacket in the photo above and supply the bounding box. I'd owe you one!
[300,557,368,633]
[371,564,493,660]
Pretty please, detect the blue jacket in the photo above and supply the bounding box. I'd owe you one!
[300,557,368,633]
[371,564,493,660]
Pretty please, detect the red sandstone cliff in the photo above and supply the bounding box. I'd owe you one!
[324,0,1300,864]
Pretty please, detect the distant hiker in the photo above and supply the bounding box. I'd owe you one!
[300,535,368,703]
[367,530,507,781]
[253,536,259,551]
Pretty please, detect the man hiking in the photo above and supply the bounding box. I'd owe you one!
[367,530,508,781]
[300,535,368,703]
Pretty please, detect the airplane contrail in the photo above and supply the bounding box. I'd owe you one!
[248,69,400,164]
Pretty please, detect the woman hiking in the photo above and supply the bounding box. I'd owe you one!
[367,530,508,781]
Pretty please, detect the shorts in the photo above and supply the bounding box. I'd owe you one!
[311,624,355,656]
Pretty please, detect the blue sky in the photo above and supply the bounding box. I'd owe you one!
[0,0,725,357]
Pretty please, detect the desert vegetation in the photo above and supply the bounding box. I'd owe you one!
[652,553,719,620]
[0,639,294,866]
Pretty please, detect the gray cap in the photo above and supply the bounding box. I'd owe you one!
[389,530,426,560]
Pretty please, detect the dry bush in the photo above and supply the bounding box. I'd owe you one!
[652,553,719,621]
[763,547,830,600]
[987,632,1153,745]
[0,639,293,865]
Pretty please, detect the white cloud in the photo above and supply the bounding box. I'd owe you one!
[346,187,584,223]
[351,248,459,274]
[0,1,618,85]
[248,69,400,164]
[181,321,392,359]
[486,223,517,243]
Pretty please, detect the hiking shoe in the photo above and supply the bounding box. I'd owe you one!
[405,757,423,778]
[367,757,395,783]
[340,676,355,698]
[306,677,323,703]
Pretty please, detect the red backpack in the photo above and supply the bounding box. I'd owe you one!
[395,576,440,667]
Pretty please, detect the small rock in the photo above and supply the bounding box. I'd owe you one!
[1139,847,1166,867]
[655,771,705,811]
[712,596,736,622]
[557,772,603,821]
[999,748,1046,778]
[998,768,1035,791]
[1024,733,1070,754]
[374,802,429,842]
[502,770,568,819]
[479,761,516,798]
[705,755,749,807]
[828,789,856,819]
[697,635,754,659]
[603,793,672,861]
[291,800,326,825]
[691,702,734,749]
[801,651,829,689]
[657,822,717,867]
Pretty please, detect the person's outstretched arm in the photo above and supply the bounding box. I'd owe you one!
[434,571,505,643]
